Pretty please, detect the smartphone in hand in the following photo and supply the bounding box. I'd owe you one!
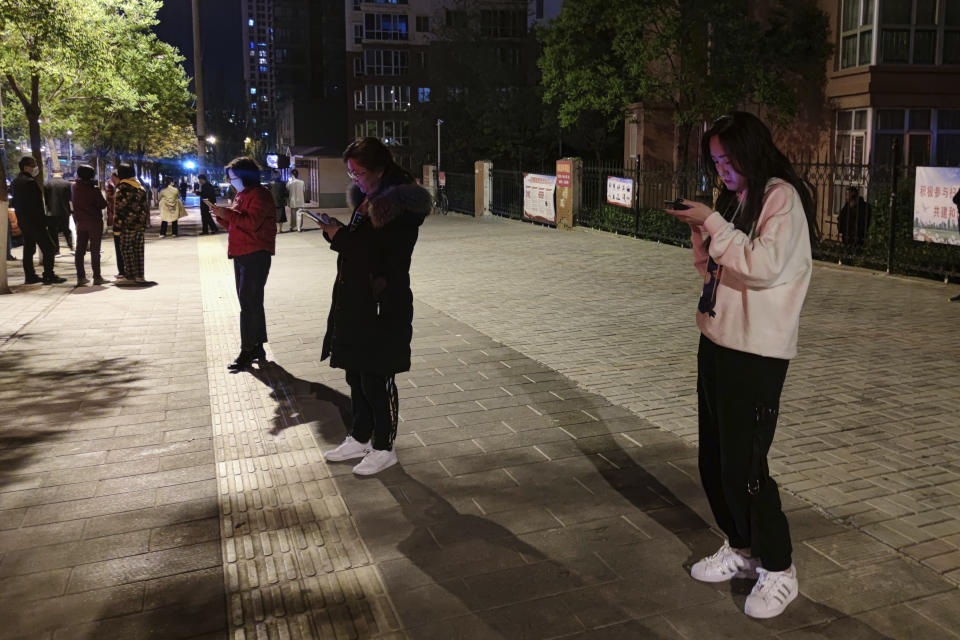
[664,199,690,210]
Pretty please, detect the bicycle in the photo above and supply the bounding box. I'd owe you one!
[434,184,449,215]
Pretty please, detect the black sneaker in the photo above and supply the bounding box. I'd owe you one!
[42,274,67,284]
[24,275,43,285]
[227,350,255,371]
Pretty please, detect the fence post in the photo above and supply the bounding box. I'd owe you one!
[474,160,492,217]
[886,138,900,273]
[555,157,581,229]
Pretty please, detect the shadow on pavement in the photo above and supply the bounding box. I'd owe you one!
[366,465,665,639]
[0,343,144,491]
[240,356,892,638]
[246,360,351,437]
[573,420,894,638]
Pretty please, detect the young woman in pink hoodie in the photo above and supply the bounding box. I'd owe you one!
[667,112,819,620]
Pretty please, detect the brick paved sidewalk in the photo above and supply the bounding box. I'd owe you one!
[1,209,958,639]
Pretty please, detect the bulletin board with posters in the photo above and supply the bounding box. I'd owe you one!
[523,173,557,224]
[606,176,634,208]
[913,166,960,246]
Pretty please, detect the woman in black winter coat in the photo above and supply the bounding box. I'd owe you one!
[319,137,431,475]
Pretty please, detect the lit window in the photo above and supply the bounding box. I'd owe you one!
[248,19,254,26]
[250,87,257,94]
[418,87,430,102]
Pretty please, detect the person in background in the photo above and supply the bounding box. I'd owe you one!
[270,170,288,234]
[195,174,220,235]
[158,177,185,237]
[45,170,74,254]
[71,164,108,286]
[207,157,277,370]
[105,172,124,279]
[11,157,65,285]
[287,168,305,232]
[666,112,819,619]
[319,137,431,476]
[836,186,870,247]
[114,164,150,285]
[178,178,188,202]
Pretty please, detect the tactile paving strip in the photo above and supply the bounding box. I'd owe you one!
[198,240,404,639]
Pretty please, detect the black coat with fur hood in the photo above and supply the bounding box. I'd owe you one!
[321,175,431,374]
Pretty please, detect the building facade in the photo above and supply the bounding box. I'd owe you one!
[241,0,278,148]
[825,0,960,167]
[344,0,562,156]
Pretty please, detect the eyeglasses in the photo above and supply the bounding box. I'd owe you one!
[346,168,368,181]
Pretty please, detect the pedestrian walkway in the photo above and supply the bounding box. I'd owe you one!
[0,207,958,639]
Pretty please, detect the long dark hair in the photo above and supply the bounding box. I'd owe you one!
[702,112,819,245]
[343,137,415,191]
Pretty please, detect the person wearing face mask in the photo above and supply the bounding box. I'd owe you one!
[318,137,431,476]
[665,112,820,620]
[10,156,65,285]
[207,156,277,370]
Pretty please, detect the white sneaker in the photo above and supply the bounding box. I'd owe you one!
[690,541,760,583]
[352,448,397,475]
[323,436,371,462]
[744,565,798,619]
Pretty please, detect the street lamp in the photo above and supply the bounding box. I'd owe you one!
[66,130,73,172]
[205,135,216,144]
[436,119,444,174]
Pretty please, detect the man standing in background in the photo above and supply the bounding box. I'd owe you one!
[195,174,220,235]
[11,157,65,285]
[286,168,305,232]
[45,170,74,254]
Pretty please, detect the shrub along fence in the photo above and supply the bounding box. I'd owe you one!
[500,161,957,283]
[430,155,959,283]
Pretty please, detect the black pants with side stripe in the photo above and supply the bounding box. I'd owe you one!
[697,334,793,572]
[345,371,399,451]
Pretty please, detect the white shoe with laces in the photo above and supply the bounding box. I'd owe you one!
[352,448,397,475]
[690,541,760,583]
[744,565,798,618]
[323,436,371,462]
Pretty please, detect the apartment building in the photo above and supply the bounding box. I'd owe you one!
[826,0,960,167]
[344,0,562,153]
[241,0,278,147]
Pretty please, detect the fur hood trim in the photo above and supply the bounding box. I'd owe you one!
[347,182,432,229]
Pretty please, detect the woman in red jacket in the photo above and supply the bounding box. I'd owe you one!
[207,157,277,370]
[71,165,108,286]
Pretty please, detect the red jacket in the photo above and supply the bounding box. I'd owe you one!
[217,185,277,258]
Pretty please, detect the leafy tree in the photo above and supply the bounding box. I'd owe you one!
[539,0,832,167]
[1,0,193,178]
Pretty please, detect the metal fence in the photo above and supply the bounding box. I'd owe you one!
[490,170,525,220]
[573,159,960,282]
[443,171,474,213]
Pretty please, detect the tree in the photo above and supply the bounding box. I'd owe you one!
[0,0,107,176]
[405,0,556,172]
[539,0,832,167]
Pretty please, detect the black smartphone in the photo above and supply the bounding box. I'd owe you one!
[664,199,690,210]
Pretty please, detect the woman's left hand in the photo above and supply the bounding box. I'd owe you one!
[665,200,714,226]
[320,220,340,239]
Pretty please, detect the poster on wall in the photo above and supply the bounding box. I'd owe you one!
[914,167,960,246]
[523,173,557,224]
[606,176,634,208]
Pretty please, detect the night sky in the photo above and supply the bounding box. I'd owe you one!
[153,0,245,112]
